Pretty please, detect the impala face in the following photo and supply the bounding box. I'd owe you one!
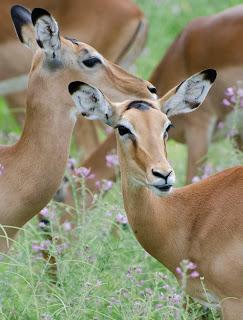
[68,69,217,196]
[10,5,157,112]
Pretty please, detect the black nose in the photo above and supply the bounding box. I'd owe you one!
[81,112,87,116]
[148,86,157,94]
[152,170,172,183]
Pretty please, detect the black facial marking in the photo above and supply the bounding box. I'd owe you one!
[11,5,32,44]
[127,101,153,111]
[36,39,43,48]
[31,8,51,26]
[65,36,79,45]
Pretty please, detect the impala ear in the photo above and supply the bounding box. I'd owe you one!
[68,82,118,126]
[11,5,36,50]
[31,8,61,60]
[160,69,217,117]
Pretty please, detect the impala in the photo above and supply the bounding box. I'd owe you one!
[1,0,148,158]
[70,70,243,319]
[0,5,155,252]
[82,4,243,188]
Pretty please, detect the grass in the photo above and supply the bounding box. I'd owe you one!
[0,0,243,319]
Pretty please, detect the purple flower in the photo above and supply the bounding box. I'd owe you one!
[217,121,224,129]
[105,153,119,168]
[176,267,183,277]
[191,176,201,183]
[40,207,49,217]
[74,167,95,180]
[186,261,197,270]
[63,221,72,231]
[222,98,231,107]
[237,88,243,98]
[115,213,128,225]
[225,87,234,97]
[190,271,200,278]
[170,294,181,305]
[32,240,51,253]
[95,179,113,191]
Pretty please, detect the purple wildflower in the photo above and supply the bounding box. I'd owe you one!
[115,213,128,225]
[191,176,201,183]
[63,221,72,231]
[32,240,51,253]
[40,207,49,217]
[96,179,113,191]
[225,87,234,97]
[74,167,95,180]
[170,294,181,305]
[222,98,231,107]
[186,261,197,270]
[105,153,119,168]
[190,271,200,279]
[176,267,183,277]
[217,121,224,129]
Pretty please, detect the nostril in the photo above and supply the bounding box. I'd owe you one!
[148,86,157,95]
[152,169,165,179]
[152,169,172,180]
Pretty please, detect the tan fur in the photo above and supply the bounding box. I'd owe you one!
[114,102,243,319]
[0,0,147,157]
[0,13,155,252]
[83,5,243,188]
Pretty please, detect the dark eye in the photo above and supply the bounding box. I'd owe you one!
[83,57,102,68]
[116,125,132,136]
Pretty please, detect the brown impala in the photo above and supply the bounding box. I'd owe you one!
[0,5,156,252]
[82,5,243,189]
[69,70,243,320]
[0,0,148,158]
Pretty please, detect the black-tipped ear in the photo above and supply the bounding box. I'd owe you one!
[31,8,51,26]
[11,5,32,44]
[68,81,84,95]
[201,69,217,83]
[160,68,217,117]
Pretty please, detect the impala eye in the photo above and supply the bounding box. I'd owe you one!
[83,57,102,68]
[116,125,132,136]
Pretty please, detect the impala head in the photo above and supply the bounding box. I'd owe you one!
[68,69,216,196]
[11,5,156,112]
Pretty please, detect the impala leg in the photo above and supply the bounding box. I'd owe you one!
[185,123,213,184]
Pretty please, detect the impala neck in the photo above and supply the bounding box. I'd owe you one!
[1,77,75,232]
[117,140,191,273]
